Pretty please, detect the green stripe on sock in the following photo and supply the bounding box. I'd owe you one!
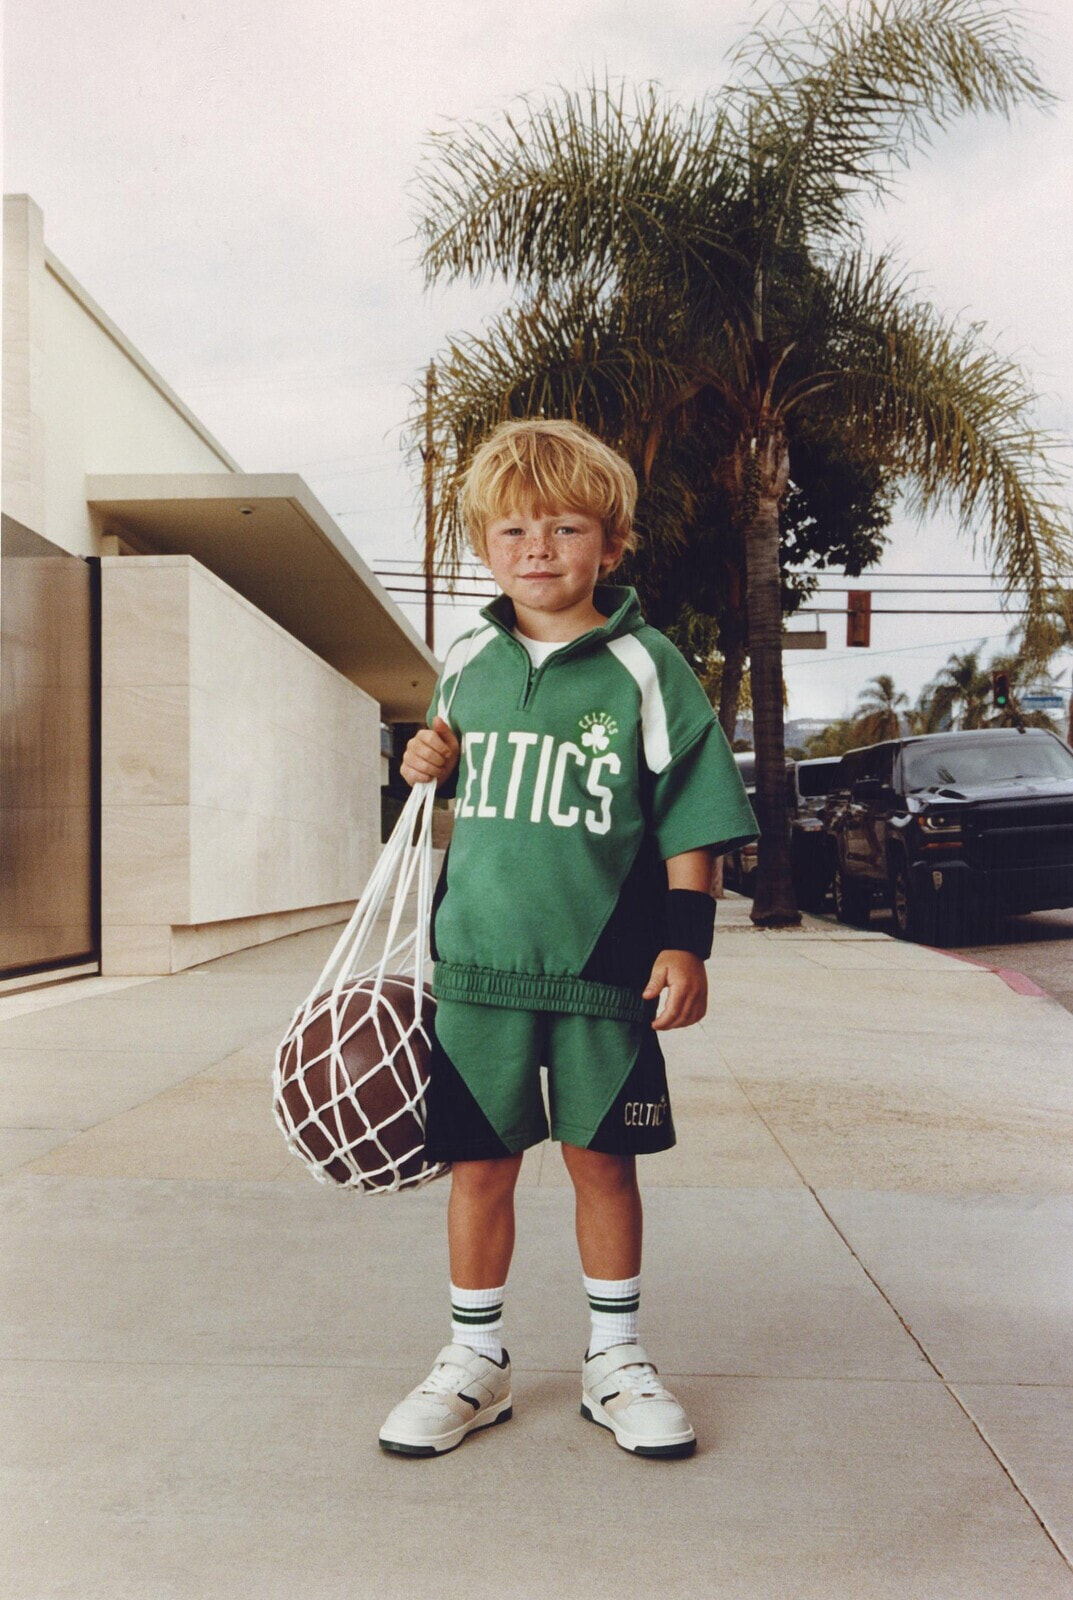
[588,1297,640,1314]
[451,1306,503,1325]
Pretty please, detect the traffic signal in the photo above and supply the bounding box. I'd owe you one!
[846,591,871,648]
[992,670,1010,709]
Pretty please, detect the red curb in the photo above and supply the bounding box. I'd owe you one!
[993,966,1050,998]
[932,947,1050,997]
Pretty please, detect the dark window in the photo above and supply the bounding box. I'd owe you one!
[903,733,1073,791]
[796,759,840,798]
[838,751,863,788]
[870,745,894,786]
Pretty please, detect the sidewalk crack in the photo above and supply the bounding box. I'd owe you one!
[723,1071,1073,1576]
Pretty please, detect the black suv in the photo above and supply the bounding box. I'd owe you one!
[823,727,1073,943]
[788,756,841,910]
[725,753,840,904]
[723,751,758,892]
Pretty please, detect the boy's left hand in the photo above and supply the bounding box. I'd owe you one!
[642,951,708,1030]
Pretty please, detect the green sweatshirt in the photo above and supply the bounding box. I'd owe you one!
[426,583,758,1023]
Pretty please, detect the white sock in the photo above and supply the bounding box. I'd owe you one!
[583,1272,640,1357]
[450,1282,506,1362]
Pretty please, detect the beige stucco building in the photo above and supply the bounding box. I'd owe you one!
[1,192,439,985]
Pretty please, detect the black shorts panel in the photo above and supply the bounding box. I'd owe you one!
[582,1026,676,1155]
[421,997,676,1161]
[421,1018,526,1162]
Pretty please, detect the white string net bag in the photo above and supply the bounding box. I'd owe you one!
[272,775,446,1193]
[273,633,479,1192]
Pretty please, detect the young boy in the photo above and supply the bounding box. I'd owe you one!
[380,419,757,1459]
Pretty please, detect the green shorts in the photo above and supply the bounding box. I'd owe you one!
[422,996,676,1160]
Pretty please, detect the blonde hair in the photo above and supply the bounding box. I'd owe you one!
[460,418,639,567]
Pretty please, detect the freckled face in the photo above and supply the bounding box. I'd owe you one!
[484,509,621,623]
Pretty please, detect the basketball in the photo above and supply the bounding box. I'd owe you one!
[273,975,448,1192]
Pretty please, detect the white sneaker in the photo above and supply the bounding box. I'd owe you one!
[378,1343,513,1456]
[581,1342,696,1457]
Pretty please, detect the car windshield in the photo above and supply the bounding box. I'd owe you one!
[903,735,1073,791]
[796,761,838,798]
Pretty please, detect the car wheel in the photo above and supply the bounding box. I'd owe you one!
[890,856,929,942]
[833,863,871,927]
[792,851,829,913]
[890,857,961,945]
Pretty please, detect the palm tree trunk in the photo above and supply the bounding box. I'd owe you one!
[718,622,746,743]
[713,611,746,900]
[742,439,799,928]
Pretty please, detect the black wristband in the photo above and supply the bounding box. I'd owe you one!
[664,889,716,960]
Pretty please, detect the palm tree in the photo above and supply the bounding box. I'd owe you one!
[1017,585,1073,742]
[853,675,908,743]
[985,648,1064,731]
[922,647,991,730]
[413,0,1070,925]
[804,717,863,758]
[918,642,1063,732]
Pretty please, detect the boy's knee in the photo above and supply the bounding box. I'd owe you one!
[450,1153,523,1200]
[560,1143,637,1193]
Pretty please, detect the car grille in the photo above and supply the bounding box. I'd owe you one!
[962,798,1073,870]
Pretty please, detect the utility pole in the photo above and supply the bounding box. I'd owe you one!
[423,361,436,651]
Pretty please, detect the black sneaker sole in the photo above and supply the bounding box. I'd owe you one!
[379,1405,513,1457]
[580,1400,696,1458]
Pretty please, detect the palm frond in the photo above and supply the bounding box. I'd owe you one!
[411,79,745,304]
[1017,584,1073,668]
[404,282,699,573]
[818,250,1073,626]
[729,0,1055,245]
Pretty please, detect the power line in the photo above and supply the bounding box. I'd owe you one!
[380,589,1070,666]
[792,571,1049,582]
[795,587,1027,596]
[372,556,1045,583]
[380,584,498,600]
[376,581,1027,616]
[793,606,1024,616]
[780,630,1017,666]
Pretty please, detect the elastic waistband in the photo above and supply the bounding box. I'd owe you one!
[430,962,649,1023]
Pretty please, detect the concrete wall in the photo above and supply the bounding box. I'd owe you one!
[2,198,48,534]
[2,193,432,985]
[3,194,237,560]
[101,554,381,974]
[0,519,95,972]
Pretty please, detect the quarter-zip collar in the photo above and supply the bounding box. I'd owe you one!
[479,583,646,661]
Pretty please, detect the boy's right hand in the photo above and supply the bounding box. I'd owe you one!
[400,715,461,789]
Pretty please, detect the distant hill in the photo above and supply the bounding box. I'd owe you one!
[732,716,834,750]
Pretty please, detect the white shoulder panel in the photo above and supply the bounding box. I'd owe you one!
[606,635,672,773]
[436,624,498,720]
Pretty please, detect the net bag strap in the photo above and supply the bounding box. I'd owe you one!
[273,631,480,1192]
[285,627,478,1030]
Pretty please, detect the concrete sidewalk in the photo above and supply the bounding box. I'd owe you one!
[2,895,1072,1598]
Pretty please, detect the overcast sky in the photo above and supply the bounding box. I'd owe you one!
[5,0,1072,724]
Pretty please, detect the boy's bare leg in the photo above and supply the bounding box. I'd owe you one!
[379,1154,520,1454]
[447,1153,524,1287]
[561,1143,695,1455]
[560,1144,642,1277]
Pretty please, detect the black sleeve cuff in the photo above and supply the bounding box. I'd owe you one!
[663,889,716,960]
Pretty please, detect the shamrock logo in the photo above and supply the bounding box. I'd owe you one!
[579,710,619,751]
